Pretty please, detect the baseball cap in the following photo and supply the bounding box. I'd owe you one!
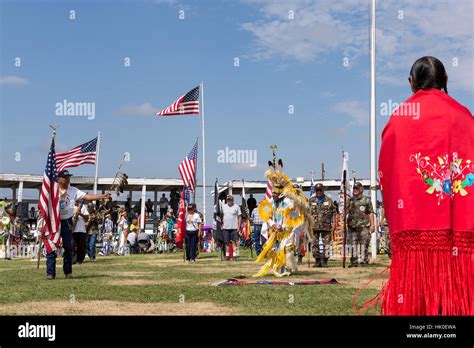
[58,170,73,178]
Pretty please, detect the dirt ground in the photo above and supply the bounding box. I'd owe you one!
[0,300,234,316]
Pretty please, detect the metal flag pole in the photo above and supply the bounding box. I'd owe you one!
[369,0,378,260]
[342,156,347,269]
[200,81,206,224]
[193,137,198,204]
[93,131,101,195]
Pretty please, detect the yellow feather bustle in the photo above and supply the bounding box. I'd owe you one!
[257,199,273,222]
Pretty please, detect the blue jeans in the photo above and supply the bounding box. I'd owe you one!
[86,234,97,260]
[46,218,73,277]
[185,230,198,261]
[252,225,266,256]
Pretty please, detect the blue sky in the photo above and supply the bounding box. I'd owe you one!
[1,0,472,218]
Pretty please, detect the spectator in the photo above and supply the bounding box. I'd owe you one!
[133,199,142,215]
[145,199,154,217]
[185,203,202,262]
[169,189,180,218]
[27,207,37,229]
[250,201,266,256]
[222,195,242,261]
[126,207,136,224]
[117,209,129,255]
[72,201,89,265]
[85,204,99,261]
[99,213,114,256]
[159,194,169,219]
[247,194,257,216]
[137,230,155,253]
[127,225,138,254]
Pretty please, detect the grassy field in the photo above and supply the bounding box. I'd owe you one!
[0,250,390,315]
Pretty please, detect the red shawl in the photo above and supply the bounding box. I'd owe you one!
[378,88,473,315]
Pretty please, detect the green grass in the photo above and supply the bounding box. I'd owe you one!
[0,250,390,315]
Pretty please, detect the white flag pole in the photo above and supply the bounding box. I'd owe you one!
[93,131,101,195]
[370,0,378,260]
[200,81,206,224]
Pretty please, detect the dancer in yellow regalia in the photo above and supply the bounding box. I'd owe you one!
[254,150,313,277]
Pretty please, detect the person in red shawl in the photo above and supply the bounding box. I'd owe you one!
[378,56,473,315]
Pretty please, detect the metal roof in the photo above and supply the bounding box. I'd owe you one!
[213,178,373,195]
[0,173,185,192]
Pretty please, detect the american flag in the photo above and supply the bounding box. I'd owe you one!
[309,177,316,198]
[156,86,200,116]
[56,137,97,172]
[178,141,198,192]
[265,179,273,201]
[39,139,61,254]
[184,187,191,204]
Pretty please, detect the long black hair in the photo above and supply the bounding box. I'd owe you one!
[409,56,448,94]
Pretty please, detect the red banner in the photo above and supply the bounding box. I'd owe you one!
[175,189,186,248]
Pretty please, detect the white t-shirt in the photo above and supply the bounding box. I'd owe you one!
[222,203,241,230]
[186,212,202,231]
[59,186,87,220]
[73,205,89,233]
[159,197,169,209]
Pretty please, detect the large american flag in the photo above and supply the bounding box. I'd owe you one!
[55,137,97,172]
[156,86,200,116]
[39,139,61,254]
[178,141,198,192]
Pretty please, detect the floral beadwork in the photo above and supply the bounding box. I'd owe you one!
[410,152,474,205]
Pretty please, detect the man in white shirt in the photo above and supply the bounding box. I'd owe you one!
[159,194,169,220]
[72,201,89,264]
[46,170,110,280]
[185,203,202,262]
[222,195,242,261]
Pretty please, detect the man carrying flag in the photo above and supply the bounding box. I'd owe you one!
[44,167,109,280]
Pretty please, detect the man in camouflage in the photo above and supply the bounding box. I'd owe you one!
[310,183,336,267]
[347,182,375,267]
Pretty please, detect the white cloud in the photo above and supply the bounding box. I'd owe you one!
[0,75,30,86]
[241,0,473,93]
[117,102,158,116]
[241,0,368,63]
[333,100,368,126]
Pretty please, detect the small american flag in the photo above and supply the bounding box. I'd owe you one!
[309,178,316,198]
[56,137,97,172]
[156,86,200,116]
[39,139,61,254]
[265,179,273,201]
[179,141,198,192]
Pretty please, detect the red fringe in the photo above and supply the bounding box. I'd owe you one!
[354,229,473,316]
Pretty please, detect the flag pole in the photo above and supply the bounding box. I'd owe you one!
[200,81,206,224]
[193,137,198,204]
[93,131,101,195]
[342,154,347,269]
[369,0,378,260]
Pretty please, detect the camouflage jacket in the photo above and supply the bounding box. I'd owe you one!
[309,195,336,231]
[347,195,374,229]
